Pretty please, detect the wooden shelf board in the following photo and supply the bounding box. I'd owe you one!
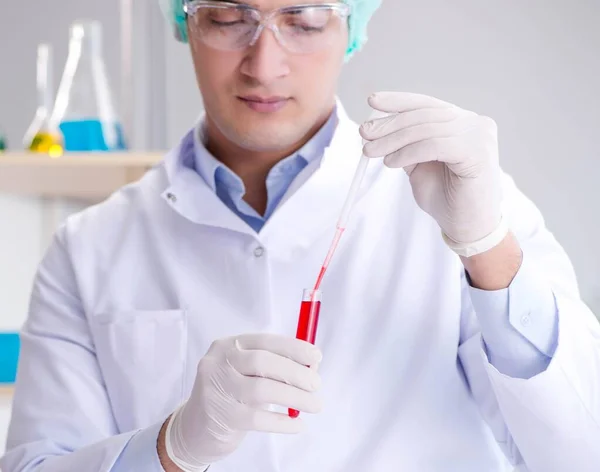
[0,151,164,200]
[0,152,162,167]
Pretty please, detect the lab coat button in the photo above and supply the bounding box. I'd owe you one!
[254,246,265,258]
[521,314,531,326]
[166,192,177,203]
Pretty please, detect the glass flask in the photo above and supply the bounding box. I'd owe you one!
[49,20,126,152]
[23,43,63,157]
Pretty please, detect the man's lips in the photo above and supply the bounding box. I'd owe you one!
[240,95,288,103]
[237,96,290,113]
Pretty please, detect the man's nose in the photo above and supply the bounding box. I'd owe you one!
[240,26,291,84]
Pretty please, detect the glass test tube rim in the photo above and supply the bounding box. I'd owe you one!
[302,288,322,303]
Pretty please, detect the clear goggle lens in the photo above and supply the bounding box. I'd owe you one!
[183,1,351,54]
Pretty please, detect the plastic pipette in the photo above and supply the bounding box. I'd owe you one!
[313,153,370,290]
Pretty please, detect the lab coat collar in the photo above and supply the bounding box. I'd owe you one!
[161,131,256,236]
[160,98,373,246]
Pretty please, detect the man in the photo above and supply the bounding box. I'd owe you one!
[2,0,600,471]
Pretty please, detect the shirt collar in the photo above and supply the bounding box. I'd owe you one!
[192,121,223,193]
[191,104,339,192]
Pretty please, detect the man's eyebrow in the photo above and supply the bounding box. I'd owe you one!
[212,0,254,5]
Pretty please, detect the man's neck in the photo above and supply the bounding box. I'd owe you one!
[203,110,334,216]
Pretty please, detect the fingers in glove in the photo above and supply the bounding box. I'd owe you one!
[233,333,322,367]
[362,116,478,160]
[368,91,457,113]
[381,137,467,169]
[227,347,321,392]
[238,376,322,414]
[360,107,465,141]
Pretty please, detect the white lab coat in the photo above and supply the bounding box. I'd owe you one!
[3,103,600,472]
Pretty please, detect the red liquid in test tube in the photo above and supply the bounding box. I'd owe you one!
[289,289,322,418]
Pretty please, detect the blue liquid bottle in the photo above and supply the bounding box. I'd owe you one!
[59,120,126,152]
[50,20,127,152]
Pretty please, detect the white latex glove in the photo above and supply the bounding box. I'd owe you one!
[360,92,506,256]
[165,333,322,471]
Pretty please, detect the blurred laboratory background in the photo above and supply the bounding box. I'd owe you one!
[0,0,599,455]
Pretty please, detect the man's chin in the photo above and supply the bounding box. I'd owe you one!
[233,126,303,152]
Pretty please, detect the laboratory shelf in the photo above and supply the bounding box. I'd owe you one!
[0,152,164,201]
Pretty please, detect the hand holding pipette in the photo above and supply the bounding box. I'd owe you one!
[360,92,506,257]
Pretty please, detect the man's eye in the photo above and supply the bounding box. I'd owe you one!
[210,19,244,26]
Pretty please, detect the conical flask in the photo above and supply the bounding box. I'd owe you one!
[49,20,126,152]
[23,43,63,156]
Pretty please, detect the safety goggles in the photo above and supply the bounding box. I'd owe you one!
[182,1,351,54]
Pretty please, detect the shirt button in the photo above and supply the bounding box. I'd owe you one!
[520,314,531,327]
[254,246,265,258]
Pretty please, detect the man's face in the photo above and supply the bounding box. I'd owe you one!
[187,0,349,153]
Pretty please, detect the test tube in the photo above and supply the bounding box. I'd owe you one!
[289,288,322,418]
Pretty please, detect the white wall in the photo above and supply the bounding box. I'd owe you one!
[165,0,600,313]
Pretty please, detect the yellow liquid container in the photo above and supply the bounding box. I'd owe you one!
[28,132,63,157]
[23,44,63,156]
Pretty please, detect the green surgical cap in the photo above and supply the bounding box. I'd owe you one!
[159,0,382,59]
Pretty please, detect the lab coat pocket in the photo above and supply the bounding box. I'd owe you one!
[91,309,187,432]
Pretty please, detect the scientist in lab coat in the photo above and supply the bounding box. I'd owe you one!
[3,0,600,471]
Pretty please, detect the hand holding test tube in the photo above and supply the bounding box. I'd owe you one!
[164,334,322,470]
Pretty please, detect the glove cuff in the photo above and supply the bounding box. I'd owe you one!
[442,213,509,258]
[165,403,210,472]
